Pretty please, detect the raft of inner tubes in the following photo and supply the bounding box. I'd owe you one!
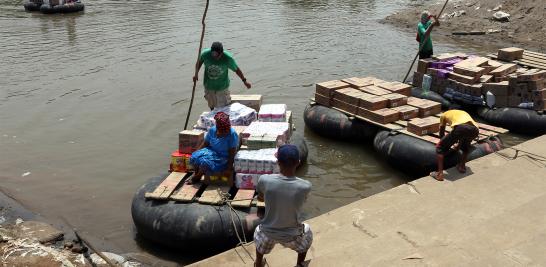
[411,88,546,136]
[304,104,503,177]
[131,135,308,250]
[39,3,84,13]
[23,2,42,11]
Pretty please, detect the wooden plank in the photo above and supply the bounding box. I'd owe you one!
[170,182,201,202]
[399,129,440,144]
[257,199,265,208]
[231,189,255,208]
[145,172,188,200]
[198,185,230,205]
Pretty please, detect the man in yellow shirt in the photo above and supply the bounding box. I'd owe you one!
[432,110,479,181]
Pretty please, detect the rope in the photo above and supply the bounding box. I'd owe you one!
[184,0,210,130]
[401,0,450,83]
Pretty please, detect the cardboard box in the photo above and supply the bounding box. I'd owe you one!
[407,117,440,136]
[358,94,388,111]
[360,85,391,96]
[518,70,546,82]
[417,59,434,73]
[480,75,493,83]
[454,57,489,68]
[332,99,358,114]
[407,96,424,106]
[508,96,522,107]
[382,93,408,108]
[368,108,400,124]
[231,95,263,112]
[533,89,546,100]
[490,63,517,77]
[482,81,510,96]
[314,93,331,107]
[378,82,412,96]
[391,105,419,120]
[494,95,508,107]
[179,130,205,154]
[412,71,424,88]
[316,80,350,98]
[469,84,483,96]
[527,79,545,91]
[453,65,485,78]
[334,88,362,106]
[408,100,442,117]
[534,99,545,111]
[497,47,524,61]
[341,77,374,88]
[449,72,478,84]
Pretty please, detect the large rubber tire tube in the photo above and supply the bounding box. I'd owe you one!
[304,104,378,142]
[40,3,84,13]
[131,175,261,250]
[477,107,546,136]
[373,130,503,177]
[24,2,41,11]
[289,133,308,164]
[411,88,455,110]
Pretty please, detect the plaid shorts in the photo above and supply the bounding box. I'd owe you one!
[204,89,231,109]
[254,223,313,255]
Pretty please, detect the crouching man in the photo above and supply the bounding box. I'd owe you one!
[254,144,312,267]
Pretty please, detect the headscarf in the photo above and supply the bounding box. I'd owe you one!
[214,112,231,132]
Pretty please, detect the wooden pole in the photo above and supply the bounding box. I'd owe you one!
[401,0,450,83]
[184,0,211,130]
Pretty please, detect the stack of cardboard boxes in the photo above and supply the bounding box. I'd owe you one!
[412,47,546,111]
[315,76,442,135]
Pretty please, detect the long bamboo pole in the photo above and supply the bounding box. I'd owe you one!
[184,0,211,130]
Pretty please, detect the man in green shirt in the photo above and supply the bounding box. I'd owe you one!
[417,11,440,59]
[193,42,252,109]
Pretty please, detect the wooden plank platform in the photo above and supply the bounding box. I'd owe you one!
[145,172,189,200]
[198,185,230,205]
[488,53,546,70]
[170,182,202,202]
[231,189,255,208]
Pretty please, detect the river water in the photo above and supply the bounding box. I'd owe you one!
[0,0,527,264]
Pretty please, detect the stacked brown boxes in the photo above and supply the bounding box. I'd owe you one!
[407,98,442,117]
[333,88,361,114]
[392,105,419,120]
[179,130,205,154]
[315,80,350,107]
[497,47,524,61]
[231,95,263,111]
[482,69,546,110]
[377,82,412,96]
[407,117,440,136]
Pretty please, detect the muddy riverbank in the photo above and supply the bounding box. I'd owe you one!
[384,0,546,52]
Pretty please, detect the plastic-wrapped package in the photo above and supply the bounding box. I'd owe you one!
[235,173,259,189]
[196,103,257,130]
[258,104,287,122]
[234,148,278,174]
[242,122,290,145]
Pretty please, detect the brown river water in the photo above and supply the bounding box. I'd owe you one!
[0,0,528,264]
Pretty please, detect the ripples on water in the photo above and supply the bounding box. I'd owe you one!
[0,0,524,263]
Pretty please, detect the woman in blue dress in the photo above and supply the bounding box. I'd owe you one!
[187,112,239,187]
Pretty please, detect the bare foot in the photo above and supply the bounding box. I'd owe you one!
[430,171,444,181]
[457,165,466,173]
[185,174,202,185]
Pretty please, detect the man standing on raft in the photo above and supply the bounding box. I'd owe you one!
[432,110,479,181]
[193,42,252,109]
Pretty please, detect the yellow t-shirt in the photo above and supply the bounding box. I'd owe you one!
[440,110,478,128]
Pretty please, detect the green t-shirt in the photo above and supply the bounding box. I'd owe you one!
[200,48,239,91]
[418,20,433,52]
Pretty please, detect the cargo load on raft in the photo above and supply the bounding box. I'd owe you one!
[305,76,505,177]
[131,96,308,250]
[411,47,546,136]
[25,0,84,13]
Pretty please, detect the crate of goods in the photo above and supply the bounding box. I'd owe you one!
[259,104,287,122]
[170,150,192,172]
[231,95,263,112]
[334,88,362,106]
[417,58,434,73]
[358,93,388,111]
[242,121,290,144]
[533,89,546,110]
[341,77,374,88]
[316,80,350,98]
[517,69,546,82]
[234,148,279,175]
[408,99,442,117]
[197,103,257,129]
[246,134,280,150]
[497,47,524,61]
[454,57,489,68]
[315,93,332,107]
[235,173,260,189]
[490,63,517,78]
[179,129,205,154]
[377,82,412,96]
[407,117,440,136]
[382,93,408,108]
[413,71,425,87]
[361,108,400,124]
[392,105,419,120]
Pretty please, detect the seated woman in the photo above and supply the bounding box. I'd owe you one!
[187,112,238,187]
